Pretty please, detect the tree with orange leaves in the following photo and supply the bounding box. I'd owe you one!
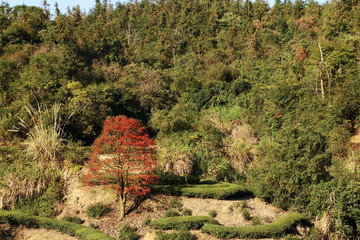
[83,115,158,220]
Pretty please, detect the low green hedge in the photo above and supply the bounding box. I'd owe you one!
[152,182,250,200]
[0,210,114,240]
[155,230,197,240]
[158,174,200,185]
[201,212,305,239]
[150,216,219,230]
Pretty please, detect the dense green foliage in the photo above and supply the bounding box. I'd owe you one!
[0,0,359,238]
[0,210,114,240]
[152,181,250,199]
[150,216,219,230]
[201,212,305,239]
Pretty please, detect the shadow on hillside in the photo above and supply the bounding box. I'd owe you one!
[126,195,148,216]
[0,224,17,240]
[226,192,255,201]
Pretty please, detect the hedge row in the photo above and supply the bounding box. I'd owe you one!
[158,174,200,185]
[155,230,197,240]
[152,182,250,200]
[201,212,305,239]
[150,216,219,230]
[0,210,114,240]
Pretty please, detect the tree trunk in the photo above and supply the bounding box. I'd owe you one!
[119,195,126,221]
[318,42,325,100]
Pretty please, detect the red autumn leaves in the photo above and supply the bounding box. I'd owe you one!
[83,115,158,197]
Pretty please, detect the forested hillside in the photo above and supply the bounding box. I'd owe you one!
[0,0,359,239]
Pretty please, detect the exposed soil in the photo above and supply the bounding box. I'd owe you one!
[3,170,290,240]
[55,170,287,239]
[0,224,77,240]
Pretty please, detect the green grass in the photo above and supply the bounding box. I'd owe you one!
[201,212,305,239]
[150,216,219,230]
[0,210,114,240]
[152,181,250,200]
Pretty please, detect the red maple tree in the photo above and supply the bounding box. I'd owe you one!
[83,116,158,220]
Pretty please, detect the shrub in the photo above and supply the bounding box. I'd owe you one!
[201,212,306,239]
[14,183,63,217]
[158,174,200,185]
[155,230,197,240]
[1,160,62,213]
[251,217,262,226]
[164,210,180,218]
[208,210,217,218]
[143,218,151,225]
[86,203,111,218]
[0,210,114,239]
[182,208,192,216]
[241,208,251,220]
[152,182,250,200]
[62,215,84,224]
[118,224,138,240]
[169,198,183,209]
[150,216,219,230]
[181,183,249,199]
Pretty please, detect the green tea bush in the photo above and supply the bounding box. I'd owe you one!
[201,212,305,239]
[155,230,197,240]
[158,174,200,185]
[150,216,219,230]
[86,203,111,218]
[241,208,251,220]
[251,217,262,226]
[118,224,138,240]
[62,215,84,224]
[169,198,183,209]
[152,182,250,200]
[0,210,114,239]
[164,210,180,218]
[181,183,249,199]
[182,208,192,216]
[208,210,217,218]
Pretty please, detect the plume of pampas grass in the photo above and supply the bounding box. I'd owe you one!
[17,103,71,168]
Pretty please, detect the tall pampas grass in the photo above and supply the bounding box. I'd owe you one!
[17,103,71,168]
